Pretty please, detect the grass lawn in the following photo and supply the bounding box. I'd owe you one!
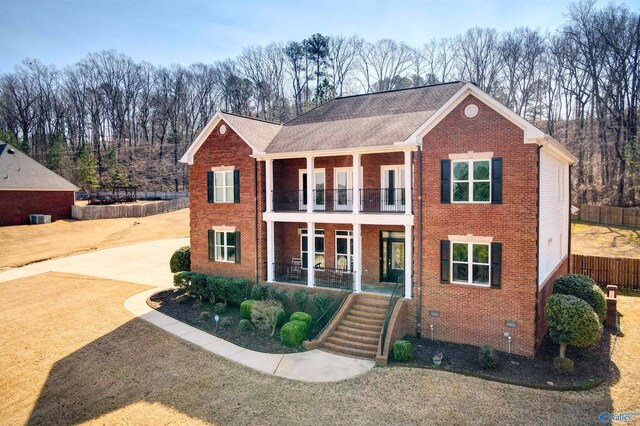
[0,208,189,269]
[571,221,640,258]
[1,272,638,425]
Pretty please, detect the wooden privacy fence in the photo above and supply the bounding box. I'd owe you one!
[72,198,189,220]
[578,204,640,228]
[571,254,640,291]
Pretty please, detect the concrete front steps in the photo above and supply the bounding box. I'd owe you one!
[321,294,389,359]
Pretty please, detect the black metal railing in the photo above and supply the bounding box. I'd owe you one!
[380,275,405,356]
[273,262,308,285]
[308,287,352,339]
[314,267,354,290]
[272,189,303,212]
[312,189,354,212]
[360,188,406,213]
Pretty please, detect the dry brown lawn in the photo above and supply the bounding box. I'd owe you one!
[572,221,640,258]
[0,208,189,269]
[1,272,638,426]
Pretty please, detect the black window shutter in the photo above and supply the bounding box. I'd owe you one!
[491,242,502,289]
[235,231,241,264]
[441,160,451,204]
[491,158,503,204]
[233,169,240,203]
[208,230,215,261]
[302,173,308,205]
[440,240,450,283]
[207,171,214,203]
[387,170,395,205]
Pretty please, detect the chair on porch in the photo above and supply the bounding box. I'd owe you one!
[285,257,303,282]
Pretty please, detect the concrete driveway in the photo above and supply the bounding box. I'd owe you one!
[0,237,188,286]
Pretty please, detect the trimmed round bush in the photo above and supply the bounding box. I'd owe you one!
[238,319,253,332]
[553,274,606,322]
[197,311,212,322]
[290,311,312,325]
[169,246,191,273]
[554,356,575,375]
[250,284,269,301]
[220,316,233,327]
[478,345,499,370]
[212,302,226,315]
[280,320,308,347]
[240,299,257,320]
[393,340,413,362]
[545,294,602,357]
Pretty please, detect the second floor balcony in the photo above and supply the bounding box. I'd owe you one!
[272,188,407,213]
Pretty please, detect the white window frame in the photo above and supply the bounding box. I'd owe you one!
[299,169,326,211]
[214,230,236,263]
[451,159,492,204]
[333,167,354,211]
[450,241,491,287]
[301,229,325,270]
[380,165,406,212]
[335,230,354,271]
[213,170,234,203]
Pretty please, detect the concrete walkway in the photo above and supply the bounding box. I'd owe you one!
[0,238,375,382]
[125,288,375,382]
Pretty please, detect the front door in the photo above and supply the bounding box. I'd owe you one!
[380,231,405,283]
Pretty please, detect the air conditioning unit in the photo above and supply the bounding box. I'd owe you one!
[29,214,51,225]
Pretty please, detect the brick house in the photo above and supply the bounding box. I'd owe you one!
[0,143,78,226]
[180,81,575,358]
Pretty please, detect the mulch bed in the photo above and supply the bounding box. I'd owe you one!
[148,289,305,354]
[393,330,615,390]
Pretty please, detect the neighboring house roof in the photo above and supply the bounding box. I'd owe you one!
[265,81,465,153]
[0,143,79,191]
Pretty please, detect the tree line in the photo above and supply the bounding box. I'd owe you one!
[0,1,638,206]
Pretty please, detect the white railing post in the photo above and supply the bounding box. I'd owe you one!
[307,221,315,287]
[404,224,412,299]
[306,156,314,213]
[265,158,273,213]
[404,150,412,215]
[266,221,275,282]
[352,153,361,214]
[353,223,362,292]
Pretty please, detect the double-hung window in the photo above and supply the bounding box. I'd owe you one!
[301,229,325,269]
[208,228,241,264]
[335,230,354,271]
[214,171,234,203]
[451,242,490,286]
[452,160,491,203]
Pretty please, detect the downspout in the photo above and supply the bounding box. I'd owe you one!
[416,146,423,339]
[533,145,542,356]
[254,159,260,286]
[568,164,573,272]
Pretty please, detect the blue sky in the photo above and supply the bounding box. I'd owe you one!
[1,0,638,72]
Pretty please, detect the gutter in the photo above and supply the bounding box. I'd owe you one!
[416,146,423,338]
[254,159,260,286]
[533,145,542,356]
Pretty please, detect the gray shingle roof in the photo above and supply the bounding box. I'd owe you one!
[0,143,78,191]
[265,81,465,153]
[220,112,282,152]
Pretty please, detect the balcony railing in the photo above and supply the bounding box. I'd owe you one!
[271,188,406,213]
[315,267,353,290]
[274,262,308,285]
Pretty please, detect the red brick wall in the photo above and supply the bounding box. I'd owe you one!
[0,190,74,226]
[418,94,540,357]
[536,255,569,351]
[189,120,260,282]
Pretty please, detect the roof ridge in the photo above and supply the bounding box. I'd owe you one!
[220,110,282,125]
[334,81,464,100]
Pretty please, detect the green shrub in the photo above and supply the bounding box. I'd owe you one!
[291,288,308,312]
[250,284,269,300]
[266,287,288,304]
[220,316,233,327]
[169,245,191,273]
[553,274,606,322]
[312,292,335,316]
[290,311,312,325]
[240,300,257,320]
[238,318,253,332]
[251,300,286,336]
[280,320,308,347]
[206,276,250,306]
[173,271,194,292]
[554,356,575,375]
[190,273,209,300]
[478,345,499,370]
[197,311,212,322]
[545,294,602,358]
[393,340,413,362]
[212,302,226,315]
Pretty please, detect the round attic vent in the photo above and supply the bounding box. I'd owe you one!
[219,124,227,135]
[464,104,479,118]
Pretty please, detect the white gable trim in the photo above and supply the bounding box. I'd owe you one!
[399,83,577,164]
[179,111,263,165]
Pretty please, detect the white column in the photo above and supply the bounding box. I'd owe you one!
[353,223,362,292]
[306,156,314,213]
[352,153,361,214]
[265,159,273,213]
[266,221,275,282]
[404,224,413,299]
[404,150,412,215]
[307,221,315,287]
